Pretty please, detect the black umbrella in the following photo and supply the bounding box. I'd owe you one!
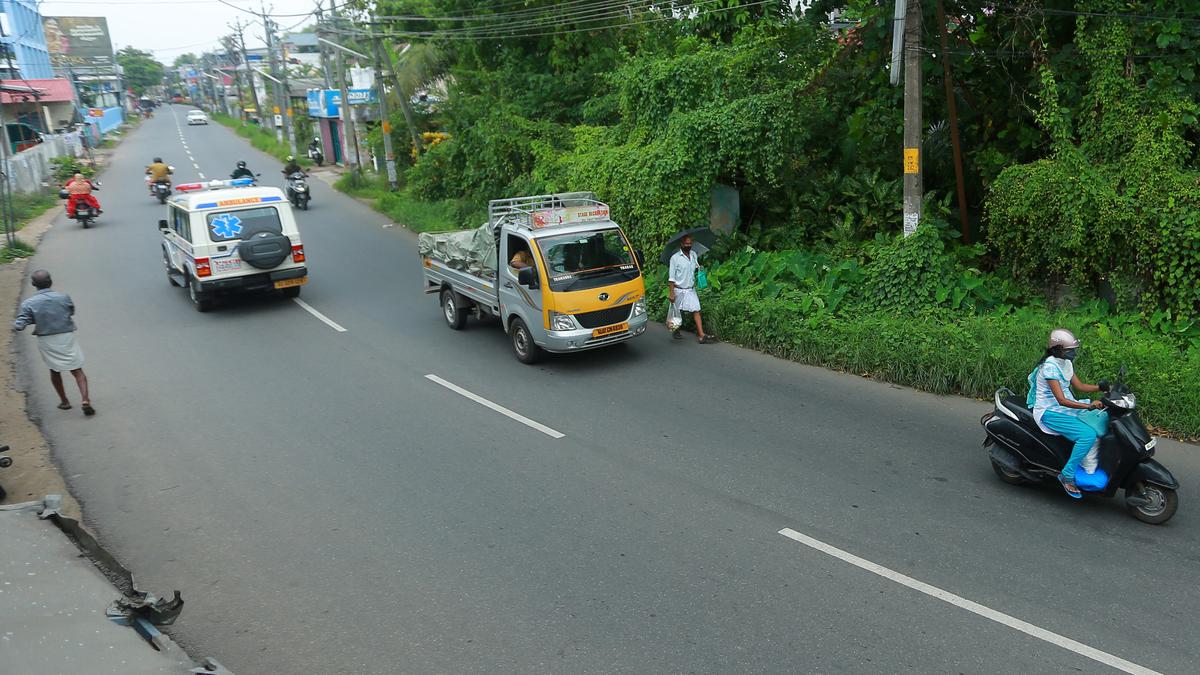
[659,227,718,264]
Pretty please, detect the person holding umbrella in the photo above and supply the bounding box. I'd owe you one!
[668,234,715,343]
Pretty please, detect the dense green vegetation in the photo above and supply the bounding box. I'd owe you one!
[338,0,1200,437]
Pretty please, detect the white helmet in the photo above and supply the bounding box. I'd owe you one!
[1048,328,1080,350]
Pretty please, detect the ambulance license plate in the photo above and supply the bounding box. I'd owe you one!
[274,277,307,289]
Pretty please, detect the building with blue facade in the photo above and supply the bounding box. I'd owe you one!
[0,0,52,79]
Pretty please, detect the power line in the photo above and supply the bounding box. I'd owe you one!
[336,0,783,41]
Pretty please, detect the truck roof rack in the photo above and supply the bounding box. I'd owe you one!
[488,192,611,233]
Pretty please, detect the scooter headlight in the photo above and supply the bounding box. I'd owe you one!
[1113,394,1137,409]
[549,311,575,331]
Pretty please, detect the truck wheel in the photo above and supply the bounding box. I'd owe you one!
[188,276,214,313]
[442,288,467,330]
[509,318,541,364]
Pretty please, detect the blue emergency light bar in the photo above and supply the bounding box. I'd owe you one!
[175,178,257,192]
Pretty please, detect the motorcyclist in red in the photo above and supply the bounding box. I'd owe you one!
[65,173,101,217]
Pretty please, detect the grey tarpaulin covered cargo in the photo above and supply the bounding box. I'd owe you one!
[418,223,497,279]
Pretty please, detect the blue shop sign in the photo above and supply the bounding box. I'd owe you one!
[306,89,379,118]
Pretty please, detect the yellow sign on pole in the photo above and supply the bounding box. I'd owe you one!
[286,108,293,117]
[273,105,280,114]
[904,148,919,174]
[382,120,391,134]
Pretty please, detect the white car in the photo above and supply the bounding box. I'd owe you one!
[159,179,307,312]
[186,110,209,125]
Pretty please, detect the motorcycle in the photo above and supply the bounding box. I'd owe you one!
[0,445,12,502]
[285,171,310,210]
[980,367,1179,524]
[59,182,101,228]
[307,146,324,166]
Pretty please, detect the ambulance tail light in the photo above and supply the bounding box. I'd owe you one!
[291,244,305,263]
[195,258,212,277]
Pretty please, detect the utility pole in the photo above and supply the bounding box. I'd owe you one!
[334,47,358,171]
[901,0,922,237]
[275,21,297,156]
[223,35,247,122]
[231,21,261,125]
[261,3,284,145]
[373,37,398,189]
[315,0,332,89]
[382,42,424,157]
[935,0,970,243]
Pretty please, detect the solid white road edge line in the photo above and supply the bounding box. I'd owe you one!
[776,528,1160,675]
[424,374,565,439]
[292,298,347,333]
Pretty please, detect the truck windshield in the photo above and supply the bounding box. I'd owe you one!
[538,229,639,292]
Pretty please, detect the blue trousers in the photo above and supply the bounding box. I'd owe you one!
[1040,410,1098,482]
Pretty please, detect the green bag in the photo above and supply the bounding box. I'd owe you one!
[697,267,709,290]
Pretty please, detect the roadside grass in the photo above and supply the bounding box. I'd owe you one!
[0,237,36,263]
[213,113,313,167]
[334,172,472,233]
[0,190,57,262]
[643,272,1200,440]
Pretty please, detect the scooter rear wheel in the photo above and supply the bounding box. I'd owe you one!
[990,459,1032,485]
[1126,482,1178,525]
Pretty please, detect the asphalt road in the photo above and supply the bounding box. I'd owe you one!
[13,109,1200,674]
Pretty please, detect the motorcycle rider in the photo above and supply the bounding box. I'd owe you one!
[307,137,322,160]
[145,157,172,194]
[282,155,304,177]
[64,173,101,216]
[1028,329,1106,499]
[230,160,255,181]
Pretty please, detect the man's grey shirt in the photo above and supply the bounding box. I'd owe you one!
[13,289,77,336]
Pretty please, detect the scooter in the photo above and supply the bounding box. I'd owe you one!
[285,171,310,210]
[59,183,101,228]
[980,368,1179,524]
[307,146,324,166]
[0,445,12,502]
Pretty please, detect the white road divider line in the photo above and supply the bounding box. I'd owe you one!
[776,528,1160,675]
[292,298,347,333]
[424,374,565,439]
[198,173,206,179]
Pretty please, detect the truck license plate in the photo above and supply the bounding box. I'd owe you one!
[274,277,307,289]
[592,322,628,338]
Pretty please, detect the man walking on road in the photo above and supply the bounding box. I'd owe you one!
[12,270,94,415]
[668,234,714,344]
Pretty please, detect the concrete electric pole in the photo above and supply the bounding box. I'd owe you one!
[902,0,923,237]
[373,38,400,189]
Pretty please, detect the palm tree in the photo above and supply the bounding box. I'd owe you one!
[382,42,443,157]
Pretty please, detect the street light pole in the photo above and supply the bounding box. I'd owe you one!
[901,0,923,236]
[374,38,401,189]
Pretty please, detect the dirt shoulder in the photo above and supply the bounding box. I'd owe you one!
[1,208,80,515]
[0,139,126,513]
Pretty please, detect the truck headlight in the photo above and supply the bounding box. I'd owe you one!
[549,311,574,331]
[632,299,646,317]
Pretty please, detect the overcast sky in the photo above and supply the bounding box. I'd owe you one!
[39,0,323,64]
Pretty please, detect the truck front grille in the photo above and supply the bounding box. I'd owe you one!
[574,304,632,328]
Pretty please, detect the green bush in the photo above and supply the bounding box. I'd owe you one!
[49,157,95,182]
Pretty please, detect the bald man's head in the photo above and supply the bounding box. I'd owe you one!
[31,269,52,290]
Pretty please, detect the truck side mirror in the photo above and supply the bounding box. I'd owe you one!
[518,266,538,289]
[158,219,169,232]
[635,249,646,268]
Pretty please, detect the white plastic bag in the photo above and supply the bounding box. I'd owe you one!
[1080,441,1100,474]
[666,301,683,331]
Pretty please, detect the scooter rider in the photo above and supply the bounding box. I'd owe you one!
[1028,329,1107,499]
[307,137,321,156]
[230,160,255,181]
[64,173,101,216]
[282,155,303,176]
[146,157,172,193]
